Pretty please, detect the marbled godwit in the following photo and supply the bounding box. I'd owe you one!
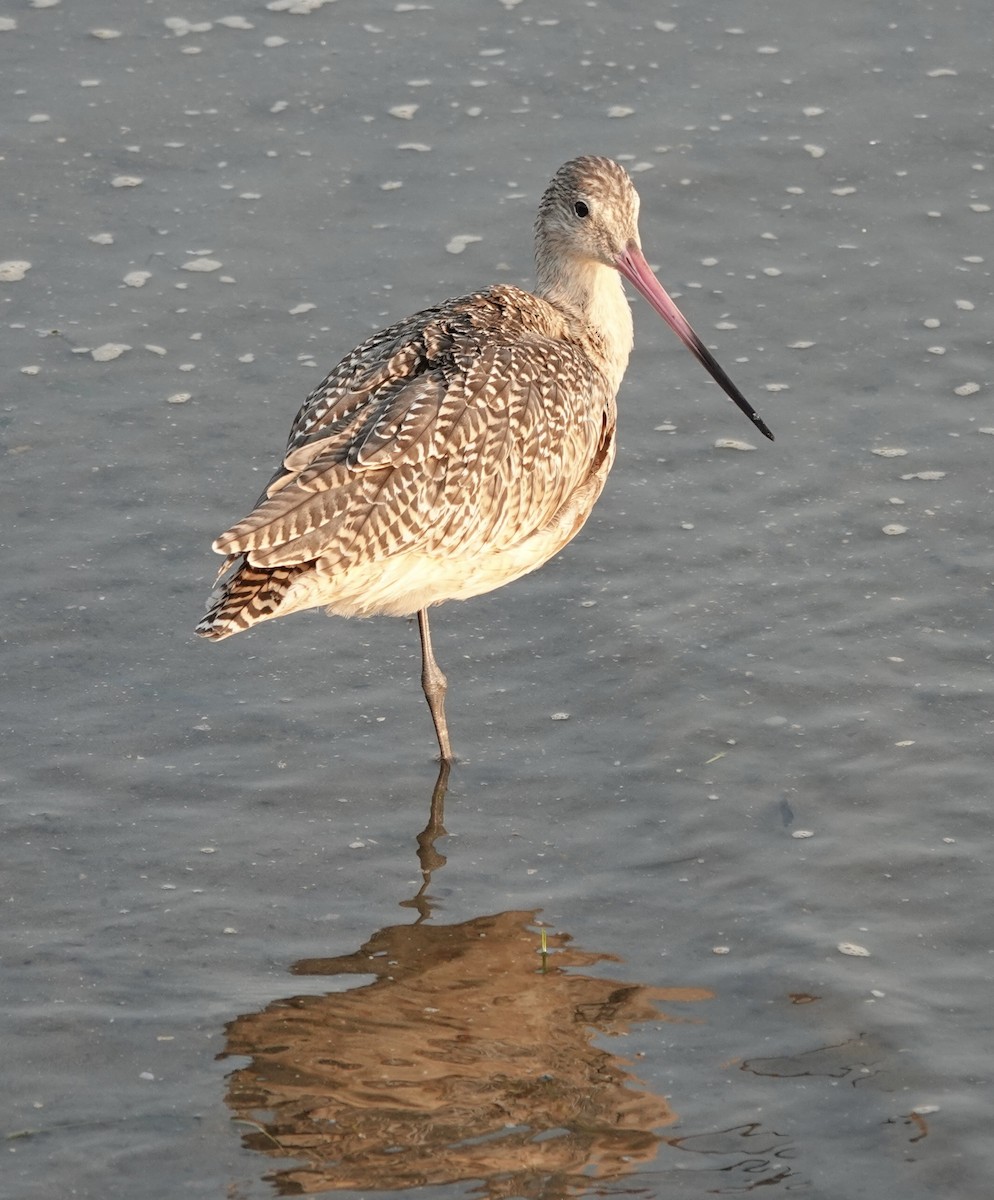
[197,156,773,761]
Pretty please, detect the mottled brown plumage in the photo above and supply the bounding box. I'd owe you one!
[198,156,772,760]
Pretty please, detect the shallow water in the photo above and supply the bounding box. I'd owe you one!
[3,1,992,1197]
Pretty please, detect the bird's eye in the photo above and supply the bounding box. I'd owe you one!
[573,199,590,219]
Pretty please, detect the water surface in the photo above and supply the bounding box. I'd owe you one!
[3,1,991,1197]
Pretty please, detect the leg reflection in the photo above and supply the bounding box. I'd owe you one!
[400,760,450,922]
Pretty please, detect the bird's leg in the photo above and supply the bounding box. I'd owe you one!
[417,608,453,763]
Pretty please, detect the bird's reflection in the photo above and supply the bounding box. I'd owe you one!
[219,764,714,1196]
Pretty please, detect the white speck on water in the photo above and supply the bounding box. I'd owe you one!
[91,343,131,361]
[654,21,676,31]
[389,104,418,120]
[832,186,856,196]
[901,470,946,480]
[680,521,695,530]
[79,79,102,87]
[446,234,482,255]
[181,44,202,54]
[21,365,40,376]
[238,353,255,363]
[701,256,719,267]
[144,344,167,356]
[955,299,975,310]
[871,447,908,457]
[715,321,737,330]
[398,142,432,151]
[926,68,957,77]
[289,302,316,314]
[889,497,905,505]
[217,15,254,29]
[0,17,17,31]
[139,1071,155,1081]
[789,340,815,348]
[712,946,730,955]
[882,524,908,536]
[349,840,366,849]
[655,422,677,432]
[166,392,191,404]
[714,438,756,451]
[90,28,122,39]
[27,113,51,123]
[838,942,871,957]
[0,261,32,282]
[792,829,815,839]
[803,105,825,116]
[264,36,289,47]
[922,317,940,328]
[763,266,782,276]
[270,100,289,113]
[123,270,151,287]
[979,427,994,436]
[969,202,991,212]
[756,45,780,54]
[912,1103,941,1115]
[182,257,222,272]
[895,740,915,746]
[380,180,403,190]
[954,381,980,396]
[111,175,144,188]
[926,345,946,355]
[607,106,635,118]
[222,927,237,935]
[550,712,570,721]
[179,363,196,372]
[803,144,826,158]
[765,382,791,392]
[268,0,332,10]
[164,17,212,34]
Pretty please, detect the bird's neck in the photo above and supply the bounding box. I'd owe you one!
[535,256,634,393]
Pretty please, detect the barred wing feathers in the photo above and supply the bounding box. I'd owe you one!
[213,292,608,577]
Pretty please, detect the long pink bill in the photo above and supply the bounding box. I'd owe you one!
[616,240,774,442]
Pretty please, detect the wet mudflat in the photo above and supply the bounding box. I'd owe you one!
[2,1,992,1197]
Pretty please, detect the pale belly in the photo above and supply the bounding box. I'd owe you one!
[272,443,614,620]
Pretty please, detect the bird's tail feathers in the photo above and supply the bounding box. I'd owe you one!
[196,556,305,641]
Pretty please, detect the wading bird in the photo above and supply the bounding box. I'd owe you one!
[197,156,772,761]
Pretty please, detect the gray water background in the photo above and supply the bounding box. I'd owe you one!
[2,0,992,1196]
